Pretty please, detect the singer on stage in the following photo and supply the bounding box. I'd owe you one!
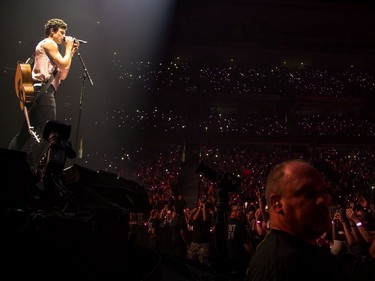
[9,18,79,169]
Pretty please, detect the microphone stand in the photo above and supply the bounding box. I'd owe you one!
[74,50,94,159]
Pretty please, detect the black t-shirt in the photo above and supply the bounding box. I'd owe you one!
[227,217,250,259]
[170,213,187,246]
[191,214,212,243]
[246,229,350,281]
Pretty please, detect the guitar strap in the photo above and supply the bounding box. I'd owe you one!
[26,52,57,100]
[25,53,35,65]
[39,68,57,95]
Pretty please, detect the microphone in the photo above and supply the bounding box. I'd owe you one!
[63,37,88,44]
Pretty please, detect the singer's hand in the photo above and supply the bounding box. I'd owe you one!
[64,36,75,48]
[64,36,75,43]
[64,36,79,55]
[72,40,80,53]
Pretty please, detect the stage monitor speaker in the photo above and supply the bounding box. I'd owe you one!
[63,164,151,213]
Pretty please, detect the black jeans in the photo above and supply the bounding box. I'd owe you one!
[8,85,56,168]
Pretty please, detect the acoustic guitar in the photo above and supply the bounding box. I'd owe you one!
[14,63,40,143]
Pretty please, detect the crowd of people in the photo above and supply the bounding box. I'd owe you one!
[90,108,375,140]
[115,58,375,99]
[72,58,375,280]
[121,144,375,280]
[75,58,375,176]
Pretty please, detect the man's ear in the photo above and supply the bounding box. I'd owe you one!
[270,193,282,212]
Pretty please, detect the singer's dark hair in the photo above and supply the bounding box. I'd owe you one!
[44,18,67,37]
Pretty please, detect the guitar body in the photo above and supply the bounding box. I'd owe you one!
[13,62,40,143]
[15,63,34,110]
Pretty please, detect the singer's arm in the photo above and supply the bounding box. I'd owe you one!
[43,36,78,80]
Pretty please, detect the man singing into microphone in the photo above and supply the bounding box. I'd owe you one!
[9,18,79,169]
